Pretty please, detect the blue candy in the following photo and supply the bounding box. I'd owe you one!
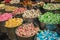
[36,30,60,40]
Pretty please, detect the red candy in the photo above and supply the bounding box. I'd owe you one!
[4,0,11,3]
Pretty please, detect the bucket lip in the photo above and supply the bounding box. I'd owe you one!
[16,34,35,38]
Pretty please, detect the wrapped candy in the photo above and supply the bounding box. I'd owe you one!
[12,7,27,15]
[0,13,12,22]
[22,0,32,7]
[15,23,40,37]
[23,9,41,18]
[5,5,18,11]
[36,30,60,40]
[4,0,11,3]
[10,0,20,4]
[0,4,5,9]
[5,18,23,28]
[38,12,60,24]
[43,3,60,10]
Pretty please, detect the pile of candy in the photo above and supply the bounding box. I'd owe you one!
[23,9,41,18]
[5,5,18,11]
[36,30,60,40]
[13,7,27,15]
[0,4,5,9]
[0,13,12,22]
[5,18,23,28]
[10,0,20,4]
[4,0,11,3]
[38,12,60,24]
[43,3,60,10]
[15,23,40,37]
[22,0,32,6]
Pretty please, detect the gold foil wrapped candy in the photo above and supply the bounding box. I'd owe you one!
[5,5,18,11]
[5,18,23,28]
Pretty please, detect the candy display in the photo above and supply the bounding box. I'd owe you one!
[5,5,18,11]
[10,0,20,4]
[5,18,23,28]
[0,13,12,22]
[15,23,40,37]
[36,30,60,40]
[12,7,27,15]
[0,1,60,40]
[43,3,60,10]
[23,9,41,18]
[38,12,60,24]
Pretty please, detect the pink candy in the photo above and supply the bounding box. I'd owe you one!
[0,13,13,22]
[15,23,40,37]
[12,7,27,15]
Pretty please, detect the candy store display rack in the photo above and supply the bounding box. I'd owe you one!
[0,0,60,40]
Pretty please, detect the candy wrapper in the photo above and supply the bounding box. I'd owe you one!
[0,13,13,22]
[5,18,23,28]
[36,30,60,40]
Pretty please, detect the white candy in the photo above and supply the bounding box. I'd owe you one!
[23,9,41,18]
[10,0,20,4]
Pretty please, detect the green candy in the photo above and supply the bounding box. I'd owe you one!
[38,12,60,24]
[43,3,60,10]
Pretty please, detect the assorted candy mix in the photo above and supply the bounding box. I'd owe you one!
[38,12,60,24]
[12,7,27,15]
[36,30,60,40]
[15,23,40,37]
[43,3,60,10]
[23,9,41,18]
[5,18,23,28]
[0,13,12,22]
[5,5,18,11]
[0,1,60,40]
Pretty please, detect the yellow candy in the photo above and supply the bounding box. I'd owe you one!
[5,5,18,11]
[0,4,5,9]
[0,4,5,7]
[5,18,23,28]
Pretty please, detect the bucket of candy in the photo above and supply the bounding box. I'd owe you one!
[4,18,23,40]
[22,9,41,23]
[46,24,57,30]
[0,13,13,32]
[15,23,40,40]
[35,30,60,40]
[43,3,60,11]
[38,12,60,30]
[4,0,11,3]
